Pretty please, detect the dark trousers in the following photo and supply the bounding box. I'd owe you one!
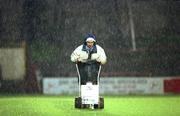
[77,61,100,85]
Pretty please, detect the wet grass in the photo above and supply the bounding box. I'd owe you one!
[0,95,180,116]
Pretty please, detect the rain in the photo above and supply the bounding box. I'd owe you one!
[0,0,180,93]
[0,1,180,116]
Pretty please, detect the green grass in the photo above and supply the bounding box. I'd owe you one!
[0,95,180,116]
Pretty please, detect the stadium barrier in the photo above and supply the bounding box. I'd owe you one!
[164,78,180,94]
[43,77,180,95]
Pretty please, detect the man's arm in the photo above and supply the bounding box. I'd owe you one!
[71,46,81,63]
[96,45,107,64]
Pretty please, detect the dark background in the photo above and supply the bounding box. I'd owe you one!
[0,0,180,77]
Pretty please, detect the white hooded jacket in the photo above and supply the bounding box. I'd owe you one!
[71,44,107,64]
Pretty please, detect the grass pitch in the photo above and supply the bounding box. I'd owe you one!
[0,95,180,116]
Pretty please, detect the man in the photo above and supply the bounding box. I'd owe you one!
[71,33,107,84]
[71,33,107,64]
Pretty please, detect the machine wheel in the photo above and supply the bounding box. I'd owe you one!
[93,97,104,109]
[99,97,104,109]
[75,97,82,108]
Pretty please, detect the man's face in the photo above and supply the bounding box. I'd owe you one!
[86,41,94,48]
